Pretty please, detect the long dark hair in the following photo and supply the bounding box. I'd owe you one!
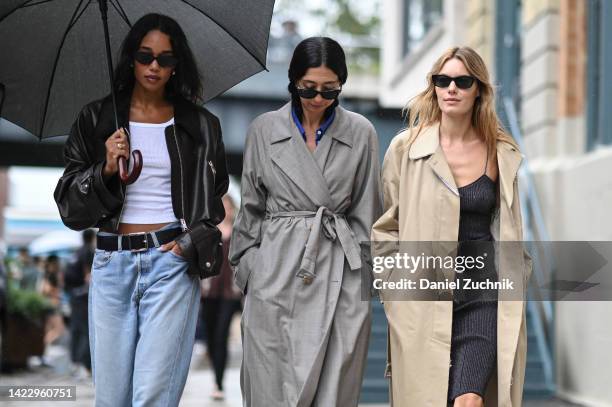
[287,37,347,120]
[114,13,202,104]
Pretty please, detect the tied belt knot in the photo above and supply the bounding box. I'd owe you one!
[266,206,362,284]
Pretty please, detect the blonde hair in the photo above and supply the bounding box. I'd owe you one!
[404,46,518,152]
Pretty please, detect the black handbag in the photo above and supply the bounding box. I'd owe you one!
[185,222,224,279]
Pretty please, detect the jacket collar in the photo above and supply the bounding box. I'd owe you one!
[270,103,353,147]
[408,123,440,160]
[94,93,200,140]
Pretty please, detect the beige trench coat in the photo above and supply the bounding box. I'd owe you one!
[371,123,532,407]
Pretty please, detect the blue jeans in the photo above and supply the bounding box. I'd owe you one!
[89,225,200,407]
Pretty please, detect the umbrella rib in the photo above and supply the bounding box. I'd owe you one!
[0,0,54,25]
[38,0,87,138]
[110,0,131,27]
[67,0,92,31]
[178,0,267,70]
[22,0,57,8]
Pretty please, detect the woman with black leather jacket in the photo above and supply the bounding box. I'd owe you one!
[53,13,228,407]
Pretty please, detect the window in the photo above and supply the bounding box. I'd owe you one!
[495,0,521,130]
[402,0,443,56]
[587,0,612,149]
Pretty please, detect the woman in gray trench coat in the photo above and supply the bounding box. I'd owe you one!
[229,37,383,407]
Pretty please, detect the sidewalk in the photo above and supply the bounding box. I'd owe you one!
[1,328,582,407]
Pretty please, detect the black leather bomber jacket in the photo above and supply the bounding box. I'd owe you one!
[54,94,229,276]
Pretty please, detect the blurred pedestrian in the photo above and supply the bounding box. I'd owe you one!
[64,229,95,376]
[53,13,228,406]
[229,37,382,406]
[269,19,303,63]
[40,254,65,347]
[17,247,39,291]
[201,195,242,401]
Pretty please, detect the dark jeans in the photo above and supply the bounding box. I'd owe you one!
[202,298,241,390]
[69,294,90,370]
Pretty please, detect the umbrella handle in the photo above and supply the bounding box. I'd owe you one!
[118,150,143,185]
[99,0,143,185]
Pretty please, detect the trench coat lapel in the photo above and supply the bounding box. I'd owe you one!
[427,148,459,196]
[269,107,333,207]
[313,108,353,172]
[409,123,459,195]
[497,142,523,208]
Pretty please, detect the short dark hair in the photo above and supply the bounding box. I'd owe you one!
[287,37,347,120]
[114,13,202,104]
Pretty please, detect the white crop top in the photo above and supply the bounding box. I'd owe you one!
[120,118,178,224]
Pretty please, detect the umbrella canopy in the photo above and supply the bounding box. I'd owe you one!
[29,229,82,256]
[0,0,274,138]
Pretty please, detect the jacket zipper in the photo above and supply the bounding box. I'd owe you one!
[208,160,216,178]
[114,127,131,232]
[173,125,189,232]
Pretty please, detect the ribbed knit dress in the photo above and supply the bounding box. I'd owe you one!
[447,156,499,403]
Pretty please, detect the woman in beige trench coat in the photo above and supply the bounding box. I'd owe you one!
[372,47,531,407]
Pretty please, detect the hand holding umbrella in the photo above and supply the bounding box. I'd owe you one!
[102,127,142,183]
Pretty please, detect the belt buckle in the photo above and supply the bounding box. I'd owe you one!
[128,231,149,252]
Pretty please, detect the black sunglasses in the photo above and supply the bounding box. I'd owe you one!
[296,87,342,100]
[134,51,178,68]
[432,74,476,89]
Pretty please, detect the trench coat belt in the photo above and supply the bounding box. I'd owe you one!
[266,206,362,284]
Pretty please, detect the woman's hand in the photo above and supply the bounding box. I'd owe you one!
[103,128,130,177]
[159,240,184,258]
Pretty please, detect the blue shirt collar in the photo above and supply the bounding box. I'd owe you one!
[291,107,336,145]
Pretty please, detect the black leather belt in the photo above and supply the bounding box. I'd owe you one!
[96,228,183,252]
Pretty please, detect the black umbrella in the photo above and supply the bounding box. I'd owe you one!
[0,0,274,182]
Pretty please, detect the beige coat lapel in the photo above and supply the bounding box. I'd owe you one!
[409,123,459,196]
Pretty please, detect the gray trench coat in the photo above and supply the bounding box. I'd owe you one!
[229,103,383,406]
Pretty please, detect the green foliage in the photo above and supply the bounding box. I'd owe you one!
[6,280,52,322]
[274,0,381,76]
[330,0,380,36]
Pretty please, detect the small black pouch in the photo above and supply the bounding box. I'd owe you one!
[185,222,223,279]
